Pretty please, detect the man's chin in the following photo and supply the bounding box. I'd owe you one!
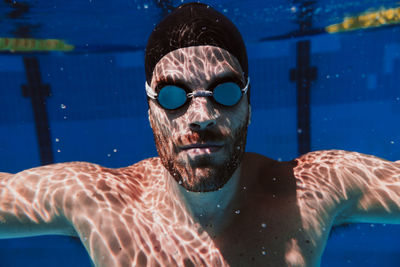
[182,174,225,192]
[176,162,231,192]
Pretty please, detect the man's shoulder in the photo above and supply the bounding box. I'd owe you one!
[242,150,368,189]
[15,161,104,176]
[244,149,370,171]
[294,149,382,167]
[121,157,163,175]
[52,157,163,174]
[292,149,391,194]
[14,157,163,181]
[125,157,162,169]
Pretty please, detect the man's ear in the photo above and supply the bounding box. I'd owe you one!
[248,105,252,126]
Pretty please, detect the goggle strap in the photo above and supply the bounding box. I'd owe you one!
[242,77,250,94]
[145,82,157,99]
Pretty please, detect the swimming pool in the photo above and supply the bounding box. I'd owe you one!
[0,0,399,266]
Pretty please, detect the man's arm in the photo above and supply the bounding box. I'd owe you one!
[336,152,400,224]
[0,163,86,238]
[295,150,400,227]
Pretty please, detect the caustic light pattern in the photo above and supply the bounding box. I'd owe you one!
[0,158,227,267]
[0,150,399,266]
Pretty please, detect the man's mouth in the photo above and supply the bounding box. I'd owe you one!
[180,143,223,155]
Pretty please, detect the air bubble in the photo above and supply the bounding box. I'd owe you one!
[113,148,118,152]
[235,210,240,214]
[261,250,267,255]
[60,104,66,109]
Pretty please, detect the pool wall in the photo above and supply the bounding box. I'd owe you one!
[0,24,399,266]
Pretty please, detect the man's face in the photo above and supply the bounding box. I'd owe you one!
[148,45,250,192]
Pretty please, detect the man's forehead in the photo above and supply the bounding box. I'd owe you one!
[151,45,244,84]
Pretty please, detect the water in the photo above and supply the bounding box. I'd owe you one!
[0,0,399,266]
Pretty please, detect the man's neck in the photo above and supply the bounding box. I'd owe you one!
[166,165,242,235]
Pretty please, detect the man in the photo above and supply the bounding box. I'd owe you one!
[0,3,399,267]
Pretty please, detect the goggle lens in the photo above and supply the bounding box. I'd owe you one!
[213,82,242,106]
[158,85,187,110]
[157,82,244,110]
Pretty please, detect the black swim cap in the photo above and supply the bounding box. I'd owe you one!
[145,3,248,83]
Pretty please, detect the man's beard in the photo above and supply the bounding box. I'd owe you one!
[153,116,249,192]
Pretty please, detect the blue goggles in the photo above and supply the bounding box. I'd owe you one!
[146,78,250,110]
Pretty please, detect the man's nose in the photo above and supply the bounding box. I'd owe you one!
[189,119,216,131]
[188,96,217,131]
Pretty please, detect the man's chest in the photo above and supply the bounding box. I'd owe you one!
[134,193,331,267]
[211,194,329,266]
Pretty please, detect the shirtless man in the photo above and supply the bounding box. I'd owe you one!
[1,3,399,267]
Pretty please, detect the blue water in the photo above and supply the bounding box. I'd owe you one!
[0,0,400,266]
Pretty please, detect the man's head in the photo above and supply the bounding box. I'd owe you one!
[145,3,250,192]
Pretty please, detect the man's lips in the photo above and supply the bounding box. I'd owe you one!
[180,143,224,154]
[180,143,223,149]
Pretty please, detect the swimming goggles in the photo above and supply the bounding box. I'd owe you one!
[145,78,250,110]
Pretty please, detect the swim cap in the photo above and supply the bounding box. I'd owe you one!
[145,3,248,83]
